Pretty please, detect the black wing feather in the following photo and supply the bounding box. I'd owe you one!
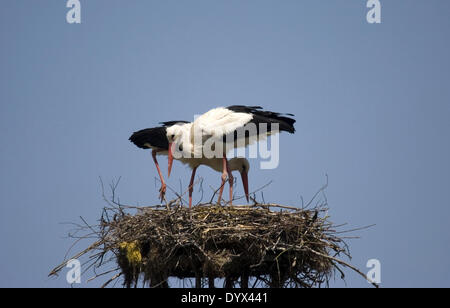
[226,105,296,134]
[129,127,169,150]
[159,120,190,127]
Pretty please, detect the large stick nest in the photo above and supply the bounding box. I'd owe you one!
[50,195,376,288]
[112,204,338,288]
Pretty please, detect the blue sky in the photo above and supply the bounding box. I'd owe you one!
[1,0,449,287]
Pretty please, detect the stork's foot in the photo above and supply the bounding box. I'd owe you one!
[159,183,167,202]
[216,196,232,206]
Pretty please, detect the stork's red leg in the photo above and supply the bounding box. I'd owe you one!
[188,166,198,209]
[226,159,233,205]
[152,149,166,202]
[217,156,228,205]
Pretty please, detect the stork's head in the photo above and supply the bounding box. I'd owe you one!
[166,124,188,177]
[166,124,184,144]
[229,158,250,203]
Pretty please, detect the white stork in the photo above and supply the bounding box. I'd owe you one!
[163,121,250,208]
[129,121,250,207]
[129,121,189,201]
[166,105,296,206]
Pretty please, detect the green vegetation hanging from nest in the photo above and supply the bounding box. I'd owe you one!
[49,181,377,288]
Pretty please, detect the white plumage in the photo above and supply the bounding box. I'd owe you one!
[166,106,296,207]
[193,107,253,138]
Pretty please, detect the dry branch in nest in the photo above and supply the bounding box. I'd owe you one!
[49,181,377,288]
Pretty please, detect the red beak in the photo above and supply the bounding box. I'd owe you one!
[168,142,174,177]
[241,171,249,203]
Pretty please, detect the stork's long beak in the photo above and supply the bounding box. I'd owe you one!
[168,142,174,177]
[240,170,249,203]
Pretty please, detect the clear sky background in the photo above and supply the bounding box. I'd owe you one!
[1,0,449,288]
